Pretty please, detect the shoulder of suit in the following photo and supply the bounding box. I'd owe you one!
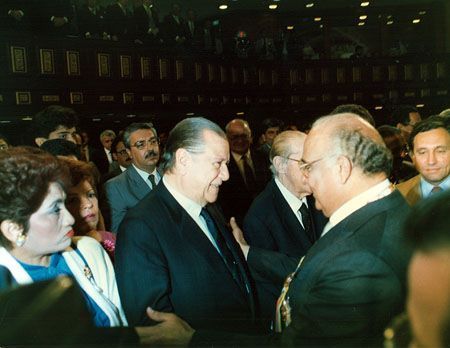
[396,174,420,194]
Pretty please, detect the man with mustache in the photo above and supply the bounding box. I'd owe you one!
[115,117,259,334]
[104,123,161,232]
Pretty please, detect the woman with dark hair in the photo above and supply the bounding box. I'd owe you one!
[0,147,127,327]
[59,157,116,260]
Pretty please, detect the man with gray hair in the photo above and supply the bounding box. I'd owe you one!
[92,129,116,175]
[105,123,160,232]
[115,117,258,334]
[139,113,413,347]
[243,130,327,324]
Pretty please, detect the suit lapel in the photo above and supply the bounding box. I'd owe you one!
[127,165,151,200]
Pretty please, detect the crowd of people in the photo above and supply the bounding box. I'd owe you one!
[0,103,449,347]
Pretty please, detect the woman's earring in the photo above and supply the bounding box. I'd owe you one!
[15,234,26,247]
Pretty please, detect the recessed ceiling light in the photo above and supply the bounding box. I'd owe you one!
[219,4,228,10]
[236,112,245,115]
[387,20,394,25]
[416,104,425,108]
[269,4,278,9]
[358,21,365,26]
[360,2,370,7]
[306,3,314,8]
[186,112,195,116]
[314,17,322,22]
[419,11,426,15]
[413,18,421,24]
[287,25,294,30]
[359,15,367,20]
[375,106,383,110]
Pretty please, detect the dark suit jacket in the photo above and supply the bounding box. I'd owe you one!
[219,151,270,224]
[104,3,130,39]
[245,189,412,346]
[163,14,186,45]
[243,179,328,322]
[91,147,111,176]
[104,165,152,232]
[133,5,160,43]
[244,179,327,257]
[115,182,257,333]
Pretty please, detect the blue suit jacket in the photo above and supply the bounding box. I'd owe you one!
[104,165,151,232]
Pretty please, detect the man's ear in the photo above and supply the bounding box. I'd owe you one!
[0,220,24,245]
[272,156,286,174]
[35,137,47,147]
[336,155,352,184]
[175,148,190,175]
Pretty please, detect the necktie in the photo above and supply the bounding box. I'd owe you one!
[299,203,314,242]
[241,155,256,191]
[200,208,242,286]
[430,186,443,195]
[148,174,157,189]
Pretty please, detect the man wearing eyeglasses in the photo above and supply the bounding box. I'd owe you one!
[243,130,327,324]
[105,122,161,232]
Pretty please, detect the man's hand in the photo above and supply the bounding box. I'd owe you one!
[230,217,250,259]
[136,307,195,346]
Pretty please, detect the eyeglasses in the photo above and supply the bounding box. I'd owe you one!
[116,149,128,156]
[284,156,324,174]
[130,138,159,150]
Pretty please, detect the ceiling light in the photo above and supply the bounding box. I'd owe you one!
[387,15,393,19]
[236,111,245,115]
[358,22,365,26]
[186,112,195,116]
[306,3,314,8]
[287,25,294,30]
[416,104,425,108]
[387,20,394,25]
[360,2,370,7]
[419,11,426,15]
[412,18,421,24]
[314,17,322,22]
[319,24,323,28]
[359,15,367,20]
[375,106,383,110]
[219,4,228,10]
[269,4,278,9]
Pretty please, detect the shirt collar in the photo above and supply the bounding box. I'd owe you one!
[274,177,307,213]
[322,179,393,237]
[132,164,158,184]
[162,176,203,218]
[231,150,250,162]
[420,175,450,197]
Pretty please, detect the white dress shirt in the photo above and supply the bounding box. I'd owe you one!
[274,177,308,229]
[133,164,160,189]
[321,179,394,237]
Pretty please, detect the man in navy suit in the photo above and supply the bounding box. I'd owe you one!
[115,117,258,334]
[138,113,413,347]
[243,130,327,322]
[104,123,160,232]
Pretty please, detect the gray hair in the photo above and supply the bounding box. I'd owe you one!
[269,131,306,177]
[313,114,393,176]
[161,117,226,173]
[99,129,116,140]
[123,122,157,149]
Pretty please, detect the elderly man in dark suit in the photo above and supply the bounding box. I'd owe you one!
[115,117,258,334]
[139,113,413,347]
[104,123,160,232]
[219,118,270,224]
[243,130,327,323]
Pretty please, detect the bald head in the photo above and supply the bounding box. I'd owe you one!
[270,131,310,198]
[226,119,252,155]
[302,113,392,217]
